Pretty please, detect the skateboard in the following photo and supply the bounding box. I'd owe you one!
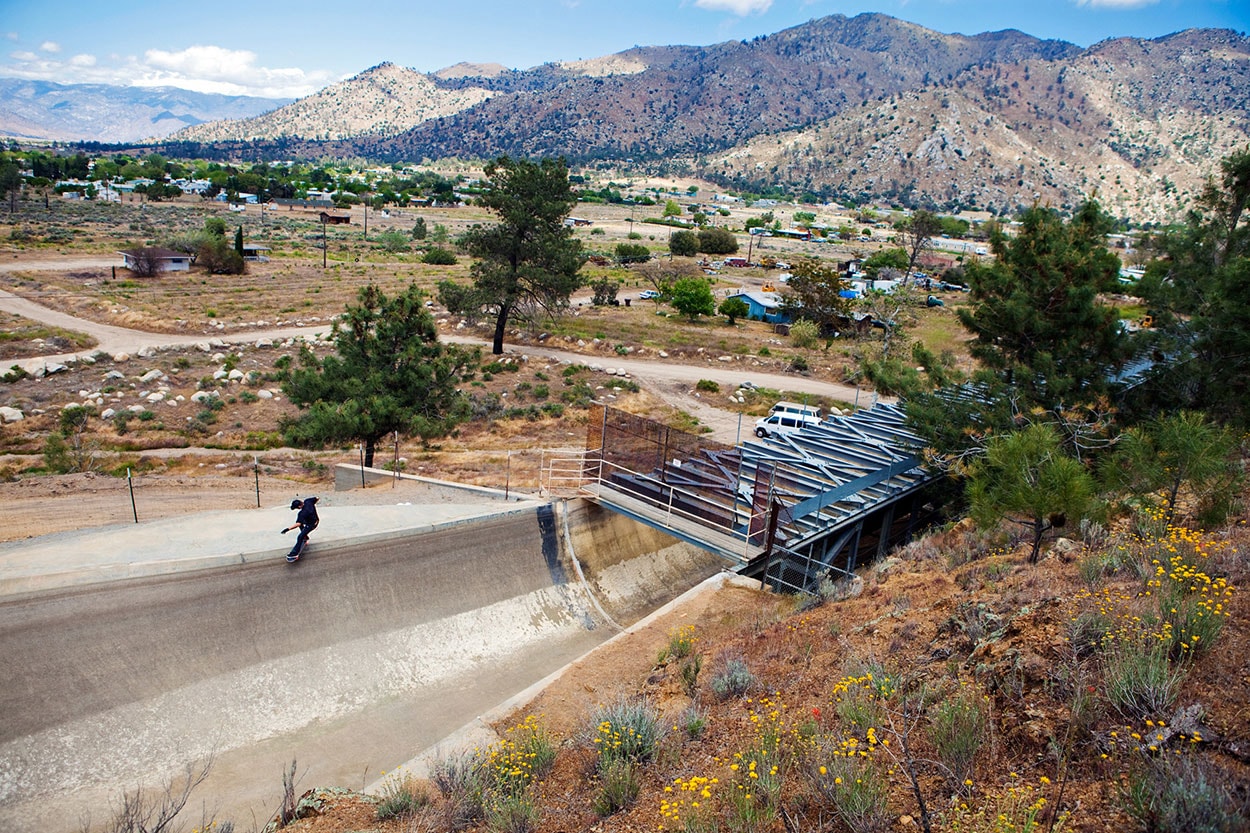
[287,539,310,564]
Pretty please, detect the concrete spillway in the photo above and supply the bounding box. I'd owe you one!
[0,498,725,833]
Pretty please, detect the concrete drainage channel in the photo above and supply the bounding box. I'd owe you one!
[0,497,728,833]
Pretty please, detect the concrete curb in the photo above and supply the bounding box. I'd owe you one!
[366,570,761,793]
[0,501,547,600]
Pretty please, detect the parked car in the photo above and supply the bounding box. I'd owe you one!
[754,412,822,439]
[639,289,660,299]
[769,401,823,420]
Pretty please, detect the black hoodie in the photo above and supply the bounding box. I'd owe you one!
[296,497,319,529]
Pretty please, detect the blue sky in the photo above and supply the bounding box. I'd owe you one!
[1,0,1244,98]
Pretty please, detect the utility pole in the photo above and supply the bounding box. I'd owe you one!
[321,219,327,269]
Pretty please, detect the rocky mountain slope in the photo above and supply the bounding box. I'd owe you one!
[172,62,493,142]
[0,79,289,143]
[151,13,1248,221]
[706,28,1250,219]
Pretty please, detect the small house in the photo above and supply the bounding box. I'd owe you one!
[726,290,791,325]
[319,211,351,225]
[241,245,270,263]
[118,247,191,273]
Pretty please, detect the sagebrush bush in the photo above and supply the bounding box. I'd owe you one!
[590,698,664,768]
[710,655,756,700]
[1125,755,1246,833]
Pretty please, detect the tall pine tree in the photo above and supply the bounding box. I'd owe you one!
[957,200,1128,407]
[460,156,584,355]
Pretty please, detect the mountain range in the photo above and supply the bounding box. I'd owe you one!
[8,13,1249,220]
[0,78,289,144]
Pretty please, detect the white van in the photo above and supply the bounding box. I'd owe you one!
[754,412,822,439]
[769,401,823,421]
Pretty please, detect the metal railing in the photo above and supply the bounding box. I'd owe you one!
[538,447,597,497]
[587,457,770,565]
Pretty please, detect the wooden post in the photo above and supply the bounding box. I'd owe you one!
[128,468,138,523]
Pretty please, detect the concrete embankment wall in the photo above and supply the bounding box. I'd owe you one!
[0,498,724,833]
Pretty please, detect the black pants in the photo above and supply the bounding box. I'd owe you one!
[288,524,313,558]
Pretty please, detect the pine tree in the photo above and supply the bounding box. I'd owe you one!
[282,284,477,467]
[460,156,584,355]
[957,200,1127,407]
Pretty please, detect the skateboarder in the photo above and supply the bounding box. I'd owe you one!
[282,497,319,562]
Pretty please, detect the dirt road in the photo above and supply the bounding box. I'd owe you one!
[3,257,887,439]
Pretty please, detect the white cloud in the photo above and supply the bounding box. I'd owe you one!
[1074,0,1159,8]
[694,0,773,15]
[129,44,331,97]
[1,42,335,98]
[40,40,60,53]
[5,33,18,42]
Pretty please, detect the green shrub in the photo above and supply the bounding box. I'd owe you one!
[680,655,703,698]
[695,379,720,393]
[927,686,986,791]
[790,319,819,349]
[677,704,707,738]
[592,758,639,817]
[709,656,755,700]
[659,624,697,662]
[485,791,539,833]
[1103,638,1186,721]
[591,698,664,768]
[423,247,458,265]
[1125,755,1245,833]
[807,749,890,833]
[375,774,430,820]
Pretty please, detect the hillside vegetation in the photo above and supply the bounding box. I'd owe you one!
[214,504,1250,833]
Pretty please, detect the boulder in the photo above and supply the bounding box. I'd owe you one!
[257,389,274,400]
[0,406,24,423]
[104,370,126,381]
[227,369,246,381]
[255,338,273,349]
[137,346,157,358]
[112,352,131,363]
[196,342,212,352]
[139,369,165,384]
[100,408,116,420]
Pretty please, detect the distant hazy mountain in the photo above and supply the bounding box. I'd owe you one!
[148,13,1249,221]
[0,78,290,143]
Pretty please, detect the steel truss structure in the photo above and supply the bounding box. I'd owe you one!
[574,403,942,594]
